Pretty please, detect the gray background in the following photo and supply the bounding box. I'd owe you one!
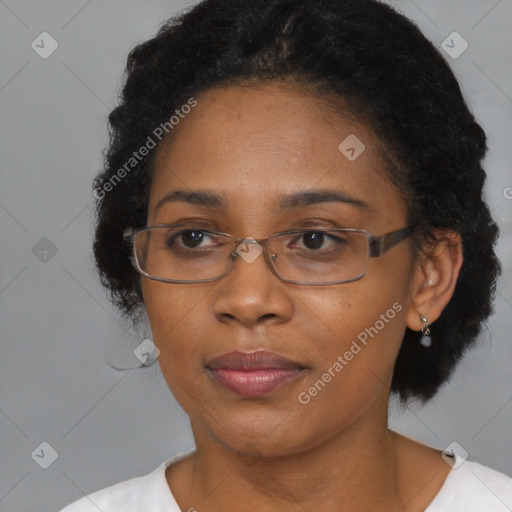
[0,1,510,511]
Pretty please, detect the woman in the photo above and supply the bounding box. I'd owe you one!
[61,0,511,510]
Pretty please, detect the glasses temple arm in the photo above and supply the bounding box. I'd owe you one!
[369,226,416,257]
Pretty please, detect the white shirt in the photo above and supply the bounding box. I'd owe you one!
[60,451,512,511]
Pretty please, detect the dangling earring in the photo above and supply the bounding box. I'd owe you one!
[419,314,432,347]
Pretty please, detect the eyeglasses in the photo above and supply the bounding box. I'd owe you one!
[123,224,415,285]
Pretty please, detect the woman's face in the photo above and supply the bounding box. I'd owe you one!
[142,83,416,456]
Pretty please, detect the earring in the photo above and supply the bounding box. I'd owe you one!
[419,314,432,347]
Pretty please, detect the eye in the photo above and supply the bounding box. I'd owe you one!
[289,231,327,250]
[288,231,347,253]
[301,232,327,250]
[167,229,218,249]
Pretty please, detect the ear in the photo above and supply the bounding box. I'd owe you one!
[405,229,464,332]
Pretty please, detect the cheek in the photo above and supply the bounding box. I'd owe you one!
[141,281,216,415]
[293,270,409,392]
[141,281,209,364]
[297,282,406,351]
[289,288,407,436]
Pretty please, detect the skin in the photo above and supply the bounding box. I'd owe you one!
[140,82,463,511]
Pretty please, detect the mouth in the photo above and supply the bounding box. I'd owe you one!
[205,350,308,398]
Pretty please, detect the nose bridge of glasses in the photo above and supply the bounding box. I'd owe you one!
[233,237,274,266]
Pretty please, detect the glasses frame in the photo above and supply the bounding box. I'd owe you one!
[123,224,416,286]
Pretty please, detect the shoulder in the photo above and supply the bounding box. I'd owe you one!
[427,457,512,511]
[59,473,151,512]
[59,451,193,512]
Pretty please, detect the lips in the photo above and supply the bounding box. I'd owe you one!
[205,350,307,398]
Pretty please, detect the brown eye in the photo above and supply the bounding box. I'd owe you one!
[289,231,344,252]
[179,230,205,248]
[301,232,325,250]
[165,229,211,250]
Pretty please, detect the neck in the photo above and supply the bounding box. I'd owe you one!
[185,409,404,511]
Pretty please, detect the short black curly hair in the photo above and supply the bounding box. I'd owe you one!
[93,0,500,402]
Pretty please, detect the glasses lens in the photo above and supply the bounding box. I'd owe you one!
[269,230,370,284]
[133,226,234,282]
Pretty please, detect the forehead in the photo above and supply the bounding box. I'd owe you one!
[149,83,406,226]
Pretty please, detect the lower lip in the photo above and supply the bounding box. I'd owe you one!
[207,368,304,398]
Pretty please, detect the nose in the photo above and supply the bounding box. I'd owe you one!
[212,243,294,328]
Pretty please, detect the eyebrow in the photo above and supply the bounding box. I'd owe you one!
[278,190,369,210]
[155,190,224,211]
[154,188,369,212]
